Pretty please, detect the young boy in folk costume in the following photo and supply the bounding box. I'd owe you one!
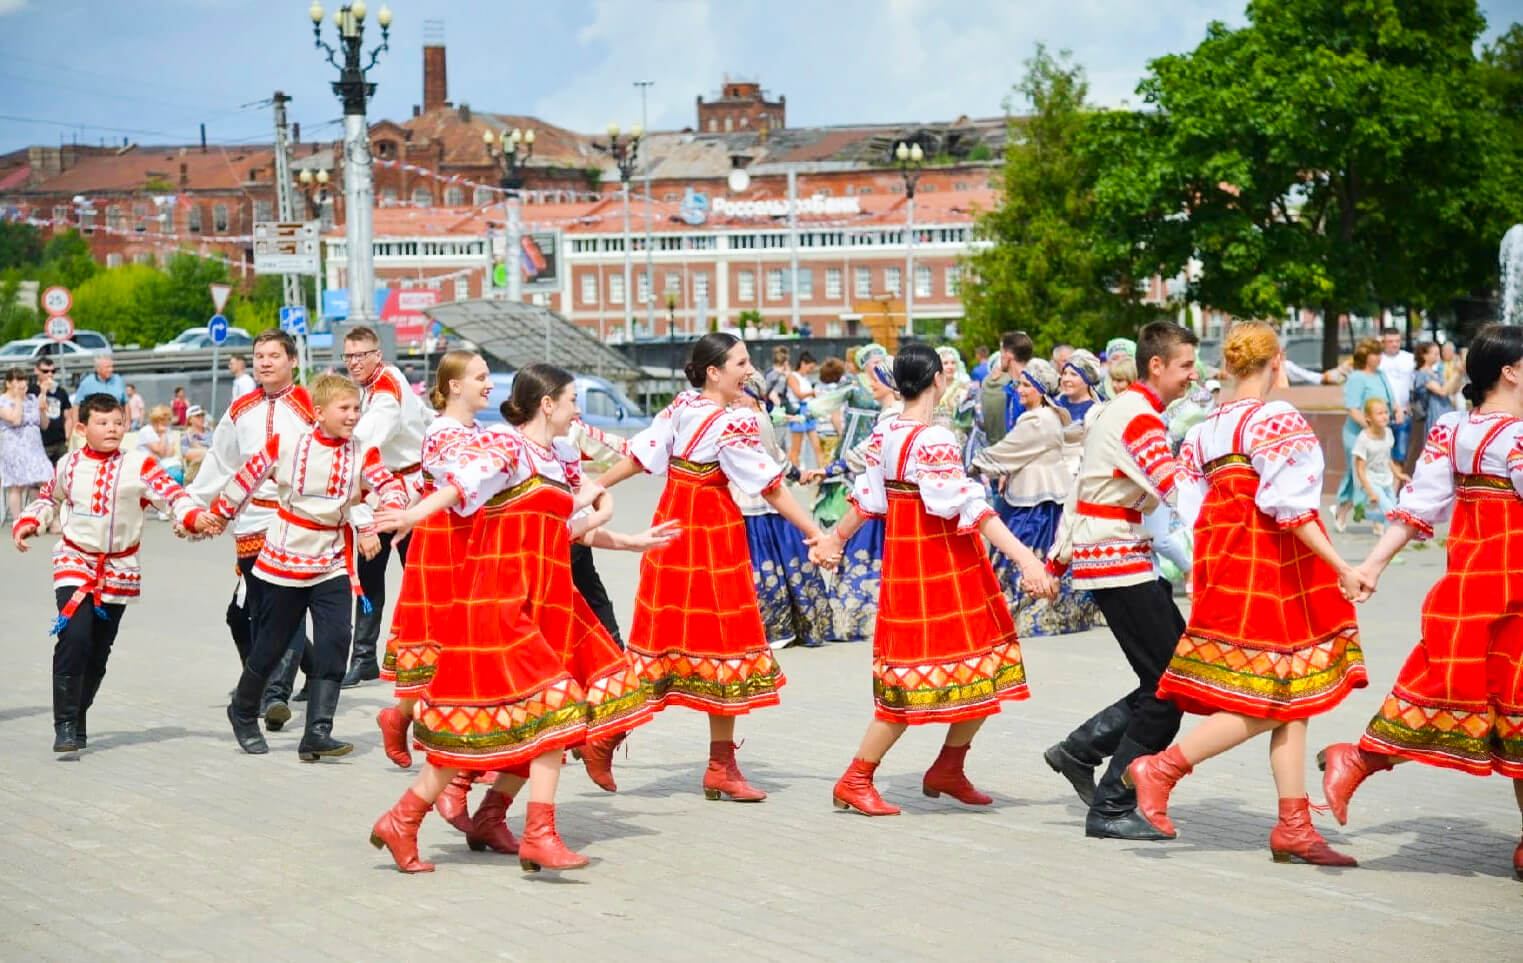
[13,394,222,754]
[207,373,409,761]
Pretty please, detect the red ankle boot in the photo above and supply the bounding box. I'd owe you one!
[581,732,626,793]
[1269,796,1357,866]
[703,740,766,801]
[370,789,436,873]
[517,801,588,872]
[465,788,519,855]
[1124,745,1193,837]
[433,771,475,834]
[375,706,412,769]
[922,743,992,806]
[1316,743,1393,826]
[832,758,900,816]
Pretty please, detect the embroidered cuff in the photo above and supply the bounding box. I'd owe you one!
[1388,508,1434,541]
[209,494,236,518]
[182,507,204,530]
[1274,509,1317,532]
[845,492,884,520]
[760,471,786,498]
[357,524,378,537]
[956,506,996,536]
[1046,557,1070,577]
[14,512,42,535]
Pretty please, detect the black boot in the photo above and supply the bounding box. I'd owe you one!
[1044,702,1131,806]
[227,669,270,755]
[52,673,82,754]
[292,680,310,703]
[1085,736,1175,841]
[297,680,353,762]
[77,672,105,748]
[341,609,381,688]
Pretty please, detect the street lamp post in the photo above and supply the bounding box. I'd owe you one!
[598,123,642,342]
[310,1,392,327]
[895,140,924,337]
[296,166,331,345]
[483,126,535,303]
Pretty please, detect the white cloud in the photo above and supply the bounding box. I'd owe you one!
[0,0,29,15]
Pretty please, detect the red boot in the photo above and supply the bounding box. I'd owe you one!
[375,706,412,769]
[922,743,992,806]
[517,801,588,872]
[702,740,767,801]
[1269,796,1357,866]
[1316,743,1393,826]
[369,789,436,873]
[465,788,519,855]
[581,732,626,793]
[433,771,475,834]
[1124,745,1193,838]
[832,758,900,816]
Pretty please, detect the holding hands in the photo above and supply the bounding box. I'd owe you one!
[807,529,843,570]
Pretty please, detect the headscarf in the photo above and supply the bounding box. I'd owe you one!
[1104,337,1137,361]
[1063,348,1103,389]
[854,342,888,371]
[1021,358,1060,399]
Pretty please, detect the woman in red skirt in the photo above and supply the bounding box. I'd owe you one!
[1319,323,1523,880]
[812,343,1056,816]
[1123,321,1369,864]
[369,365,673,874]
[595,332,826,801]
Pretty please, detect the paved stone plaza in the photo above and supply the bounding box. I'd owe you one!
[0,475,1518,961]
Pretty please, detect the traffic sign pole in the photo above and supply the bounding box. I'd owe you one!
[207,311,230,418]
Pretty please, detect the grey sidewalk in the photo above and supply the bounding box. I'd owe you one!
[0,477,1517,961]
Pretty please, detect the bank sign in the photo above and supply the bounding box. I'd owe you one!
[711,196,863,218]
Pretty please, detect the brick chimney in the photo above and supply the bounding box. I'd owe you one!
[423,43,448,112]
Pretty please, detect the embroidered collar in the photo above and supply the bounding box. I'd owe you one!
[82,445,118,460]
[263,382,296,402]
[1128,381,1166,413]
[313,427,346,447]
[359,364,386,389]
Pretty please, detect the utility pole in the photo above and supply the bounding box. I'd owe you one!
[271,91,302,310]
[636,80,654,337]
[788,166,800,334]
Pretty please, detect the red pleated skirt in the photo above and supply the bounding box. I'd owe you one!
[414,477,650,770]
[627,459,785,715]
[1360,477,1523,776]
[871,483,1027,724]
[1158,458,1365,720]
[380,482,471,696]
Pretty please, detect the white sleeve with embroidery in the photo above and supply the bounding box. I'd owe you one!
[912,425,992,531]
[448,429,522,516]
[628,405,677,476]
[1246,403,1324,530]
[849,429,889,517]
[1389,413,1461,540]
[716,409,785,498]
[1174,423,1208,532]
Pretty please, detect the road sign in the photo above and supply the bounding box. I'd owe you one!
[45,314,74,342]
[279,305,308,336]
[41,286,71,316]
[428,319,444,339]
[209,283,232,313]
[253,221,321,276]
[207,314,230,345]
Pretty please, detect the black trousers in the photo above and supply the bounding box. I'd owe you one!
[251,576,352,685]
[1089,578,1186,755]
[570,542,621,645]
[228,555,311,702]
[352,531,409,660]
[52,586,124,678]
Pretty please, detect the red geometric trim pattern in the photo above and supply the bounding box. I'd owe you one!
[626,648,784,716]
[1158,627,1366,721]
[872,640,1029,724]
[1361,692,1523,778]
[1069,538,1154,586]
[1122,412,1177,497]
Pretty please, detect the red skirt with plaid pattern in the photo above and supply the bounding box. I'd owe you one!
[414,477,650,770]
[380,482,470,696]
[1158,458,1365,720]
[1361,478,1523,777]
[627,460,786,715]
[870,483,1027,725]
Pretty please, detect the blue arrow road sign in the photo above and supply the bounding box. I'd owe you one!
[279,305,308,336]
[207,313,229,344]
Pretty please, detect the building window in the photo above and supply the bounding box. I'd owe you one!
[411,187,432,208]
[795,268,813,299]
[885,266,902,296]
[686,235,717,251]
[693,272,710,302]
[946,265,961,296]
[106,206,124,230]
[473,186,495,206]
[580,273,597,305]
[854,266,872,298]
[659,236,682,251]
[915,265,932,298]
[637,273,651,305]
[602,238,624,252]
[380,188,398,205]
[134,252,155,266]
[664,271,681,295]
[737,270,755,301]
[187,206,203,233]
[105,253,123,268]
[444,186,466,207]
[766,269,784,300]
[213,203,229,233]
[609,274,625,304]
[825,267,842,299]
[253,199,273,222]
[571,239,598,253]
[52,205,69,225]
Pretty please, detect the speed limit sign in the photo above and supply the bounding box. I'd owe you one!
[41,286,72,316]
[45,314,75,343]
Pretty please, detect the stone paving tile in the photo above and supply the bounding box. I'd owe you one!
[0,478,1517,961]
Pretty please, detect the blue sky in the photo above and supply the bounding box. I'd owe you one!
[1,0,1517,153]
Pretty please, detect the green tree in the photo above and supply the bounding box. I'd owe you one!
[0,222,44,270]
[0,274,40,343]
[37,229,98,291]
[71,264,170,346]
[961,46,1151,355]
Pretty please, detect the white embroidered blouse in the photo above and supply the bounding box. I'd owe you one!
[851,417,994,533]
[1175,399,1325,531]
[629,390,785,498]
[1388,410,1523,540]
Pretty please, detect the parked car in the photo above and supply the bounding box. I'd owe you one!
[70,330,112,351]
[154,325,253,352]
[475,372,652,433]
[0,337,100,363]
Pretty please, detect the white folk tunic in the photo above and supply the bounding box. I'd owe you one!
[208,429,408,592]
[355,363,428,492]
[188,383,316,555]
[17,447,204,605]
[970,404,1073,509]
[1176,399,1325,532]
